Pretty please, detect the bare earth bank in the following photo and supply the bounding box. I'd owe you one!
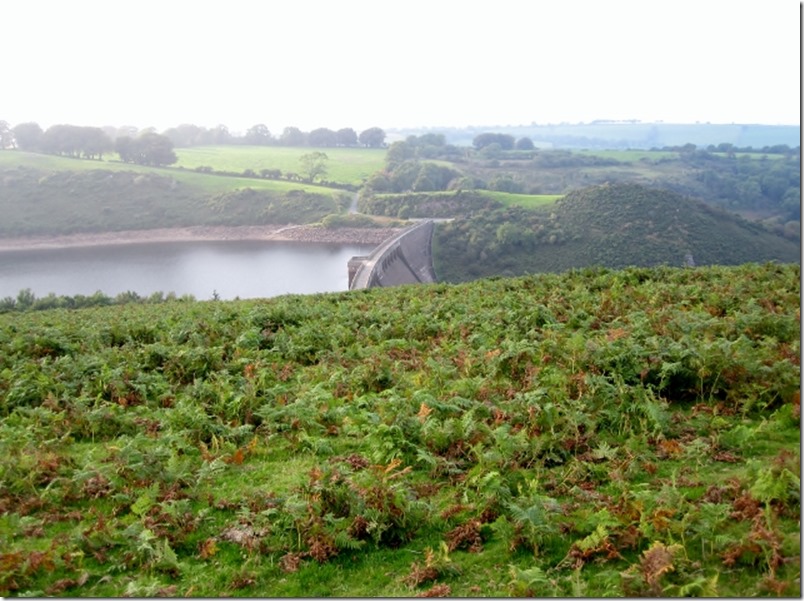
[0,225,403,252]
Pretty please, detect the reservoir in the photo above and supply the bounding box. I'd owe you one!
[0,241,376,301]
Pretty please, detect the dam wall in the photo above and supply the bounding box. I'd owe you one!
[348,220,437,290]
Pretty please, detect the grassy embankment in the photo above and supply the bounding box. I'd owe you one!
[0,149,386,237]
[0,262,799,597]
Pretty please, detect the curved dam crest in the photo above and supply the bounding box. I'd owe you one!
[348,220,437,290]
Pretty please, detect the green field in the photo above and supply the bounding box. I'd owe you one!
[0,151,347,237]
[576,149,679,162]
[575,149,787,163]
[0,263,799,596]
[173,146,386,186]
[480,190,562,208]
[0,151,341,196]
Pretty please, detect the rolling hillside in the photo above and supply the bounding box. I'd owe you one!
[433,183,800,282]
[0,153,352,237]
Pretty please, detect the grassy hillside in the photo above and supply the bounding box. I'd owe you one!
[374,145,800,224]
[173,146,385,186]
[434,183,800,282]
[0,263,799,597]
[0,152,350,237]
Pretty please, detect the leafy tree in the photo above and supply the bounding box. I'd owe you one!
[280,126,307,146]
[389,160,422,192]
[781,187,801,219]
[80,126,113,159]
[299,151,329,183]
[416,133,446,147]
[0,120,13,149]
[114,136,136,163]
[245,124,272,145]
[41,125,112,159]
[364,172,391,192]
[11,122,43,151]
[138,132,178,166]
[336,127,358,146]
[308,127,338,147]
[385,140,415,168]
[116,132,177,166]
[473,132,516,150]
[515,137,535,150]
[163,124,206,147]
[41,124,77,156]
[489,174,523,193]
[359,127,385,148]
[480,142,503,159]
[209,124,232,145]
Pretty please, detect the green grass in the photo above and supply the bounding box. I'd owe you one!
[0,263,799,597]
[0,151,348,236]
[0,150,340,195]
[480,190,562,208]
[576,149,679,162]
[173,145,386,185]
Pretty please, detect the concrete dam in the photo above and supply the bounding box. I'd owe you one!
[348,220,437,290]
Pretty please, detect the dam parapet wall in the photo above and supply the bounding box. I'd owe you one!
[348,220,437,290]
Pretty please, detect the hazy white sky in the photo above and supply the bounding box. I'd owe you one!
[3,0,800,134]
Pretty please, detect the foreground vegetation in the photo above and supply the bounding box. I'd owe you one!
[0,262,799,596]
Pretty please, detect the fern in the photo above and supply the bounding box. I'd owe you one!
[576,523,609,553]
[750,466,800,505]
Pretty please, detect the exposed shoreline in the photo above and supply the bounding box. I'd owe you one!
[0,225,404,252]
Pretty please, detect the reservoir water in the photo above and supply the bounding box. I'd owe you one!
[0,241,376,301]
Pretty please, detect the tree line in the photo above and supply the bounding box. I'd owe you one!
[0,120,386,152]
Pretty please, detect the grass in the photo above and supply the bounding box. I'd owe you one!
[576,149,680,162]
[0,150,341,195]
[173,145,386,186]
[0,151,348,237]
[479,190,562,208]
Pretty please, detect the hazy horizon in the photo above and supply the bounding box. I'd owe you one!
[3,0,799,134]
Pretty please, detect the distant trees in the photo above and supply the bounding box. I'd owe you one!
[366,158,461,194]
[3,119,387,150]
[488,174,524,193]
[359,127,386,148]
[515,137,535,151]
[12,122,44,151]
[473,132,516,150]
[336,128,358,147]
[115,132,177,166]
[40,125,113,159]
[0,121,14,149]
[308,127,338,147]
[280,126,307,147]
[386,140,416,168]
[245,124,272,145]
[163,124,204,147]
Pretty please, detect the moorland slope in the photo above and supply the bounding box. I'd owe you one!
[434,183,800,282]
[0,262,799,596]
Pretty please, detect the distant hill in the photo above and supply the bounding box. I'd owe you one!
[433,182,800,282]
[388,122,801,150]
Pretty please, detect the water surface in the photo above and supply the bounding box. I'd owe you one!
[0,241,376,300]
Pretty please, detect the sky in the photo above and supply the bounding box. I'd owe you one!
[3,0,801,135]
